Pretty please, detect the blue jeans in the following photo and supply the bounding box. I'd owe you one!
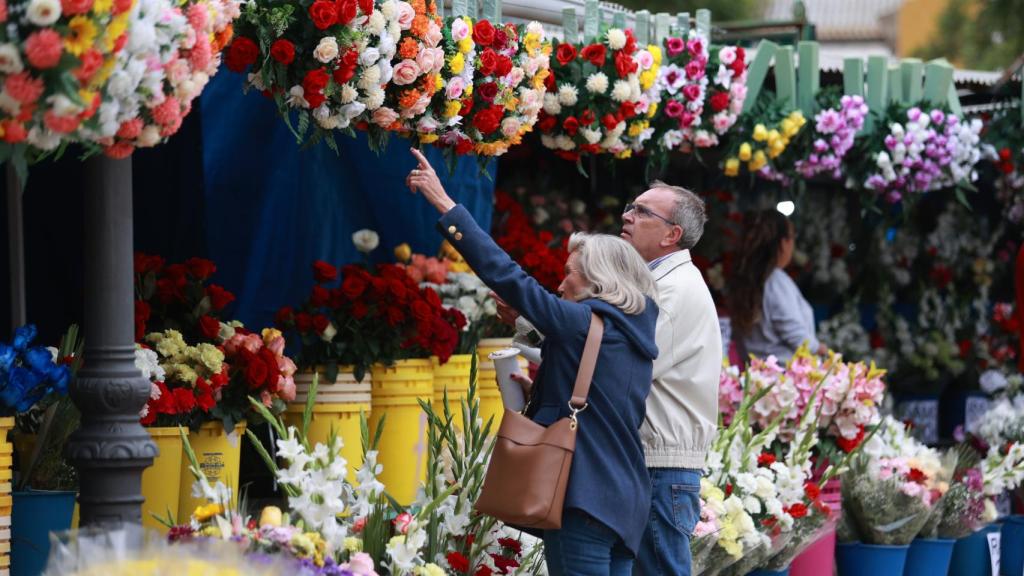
[634,468,702,576]
[544,509,635,576]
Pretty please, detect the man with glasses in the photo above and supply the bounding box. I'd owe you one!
[622,182,721,576]
[495,182,721,575]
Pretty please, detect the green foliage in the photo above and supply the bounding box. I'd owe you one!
[917,0,1024,70]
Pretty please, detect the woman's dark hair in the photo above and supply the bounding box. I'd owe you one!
[727,209,793,337]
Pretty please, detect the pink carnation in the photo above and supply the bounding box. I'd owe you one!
[151,96,181,126]
[104,141,135,159]
[189,37,213,71]
[61,0,93,15]
[43,110,80,134]
[187,3,209,32]
[116,118,143,139]
[25,29,63,70]
[5,73,44,104]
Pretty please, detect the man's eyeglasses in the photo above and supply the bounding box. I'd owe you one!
[623,203,677,226]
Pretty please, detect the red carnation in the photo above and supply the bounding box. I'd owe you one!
[757,452,776,467]
[472,105,504,135]
[295,312,313,332]
[710,91,729,112]
[787,503,808,519]
[313,260,338,282]
[497,537,522,554]
[537,111,556,132]
[312,314,330,334]
[270,39,295,65]
[196,378,216,412]
[310,285,330,307]
[478,49,498,76]
[837,425,866,453]
[455,137,474,155]
[335,0,357,24]
[351,301,369,319]
[562,116,579,136]
[224,37,257,73]
[309,0,337,29]
[475,567,493,576]
[472,19,495,46]
[619,101,637,119]
[198,315,221,340]
[580,109,596,126]
[476,81,498,102]
[580,43,607,66]
[206,284,235,311]
[173,387,197,413]
[906,468,927,483]
[555,43,577,66]
[446,552,469,573]
[804,482,821,500]
[602,113,619,131]
[134,300,150,341]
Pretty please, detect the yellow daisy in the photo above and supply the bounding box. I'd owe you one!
[65,16,98,57]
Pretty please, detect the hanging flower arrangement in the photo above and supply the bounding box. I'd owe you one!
[722,97,807,179]
[536,27,644,161]
[650,29,711,154]
[700,44,747,143]
[425,15,476,150]
[621,41,660,156]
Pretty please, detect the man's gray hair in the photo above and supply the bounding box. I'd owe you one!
[567,232,658,315]
[650,180,707,250]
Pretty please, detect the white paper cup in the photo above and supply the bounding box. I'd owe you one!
[489,347,526,412]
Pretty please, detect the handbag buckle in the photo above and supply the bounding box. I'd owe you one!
[568,401,588,430]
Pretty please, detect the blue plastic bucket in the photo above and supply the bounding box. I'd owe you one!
[12,490,76,576]
[1003,516,1024,576]
[835,542,909,576]
[903,538,955,576]
[747,568,790,576]
[947,525,999,576]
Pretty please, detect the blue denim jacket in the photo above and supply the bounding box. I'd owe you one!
[438,205,658,553]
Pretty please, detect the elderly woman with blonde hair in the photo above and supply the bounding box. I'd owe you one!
[406,149,658,575]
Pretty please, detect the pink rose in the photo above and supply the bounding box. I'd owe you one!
[429,47,445,74]
[666,37,685,57]
[345,553,375,575]
[277,376,296,402]
[372,106,399,128]
[415,48,438,76]
[278,355,297,378]
[445,76,466,100]
[395,1,414,30]
[664,99,684,119]
[242,333,262,353]
[265,335,285,356]
[451,18,469,41]
[391,59,421,86]
[425,21,443,47]
[401,93,431,118]
[501,117,521,138]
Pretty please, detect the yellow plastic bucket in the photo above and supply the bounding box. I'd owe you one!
[431,354,474,430]
[476,338,527,431]
[177,423,245,522]
[140,427,183,529]
[369,359,433,505]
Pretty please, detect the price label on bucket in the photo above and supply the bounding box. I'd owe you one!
[200,451,226,482]
[986,531,1000,576]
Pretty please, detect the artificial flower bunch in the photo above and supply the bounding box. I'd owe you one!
[651,29,711,155]
[492,190,569,293]
[618,41,659,156]
[699,43,746,141]
[840,415,945,545]
[426,15,476,151]
[537,27,644,161]
[861,105,983,203]
[0,325,71,414]
[134,252,236,344]
[982,105,1024,224]
[275,257,463,384]
[917,446,998,540]
[94,0,240,158]
[415,270,497,354]
[209,325,297,430]
[723,102,807,178]
[139,328,230,426]
[790,93,869,180]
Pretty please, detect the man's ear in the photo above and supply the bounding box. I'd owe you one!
[662,225,683,248]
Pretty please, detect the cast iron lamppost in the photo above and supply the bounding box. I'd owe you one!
[66,156,156,525]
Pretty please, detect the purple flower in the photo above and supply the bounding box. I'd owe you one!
[813,138,829,153]
[885,135,898,150]
[815,109,842,134]
[930,109,945,125]
[907,107,922,122]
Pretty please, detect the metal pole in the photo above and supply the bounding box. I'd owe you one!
[6,164,25,329]
[66,155,156,526]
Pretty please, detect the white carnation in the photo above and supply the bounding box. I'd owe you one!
[585,72,608,94]
[542,93,561,115]
[339,83,358,104]
[557,84,578,106]
[0,44,23,74]
[606,29,626,50]
[611,80,632,103]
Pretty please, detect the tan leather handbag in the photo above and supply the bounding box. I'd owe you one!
[474,314,604,530]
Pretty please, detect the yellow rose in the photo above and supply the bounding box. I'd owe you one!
[419,133,439,144]
[780,118,796,137]
[724,158,740,177]
[752,124,768,142]
[259,506,283,527]
[649,45,663,66]
[750,150,768,170]
[738,142,752,161]
[639,70,656,91]
[261,328,282,345]
[464,83,473,97]
[193,503,224,522]
[394,243,412,262]
[449,52,465,74]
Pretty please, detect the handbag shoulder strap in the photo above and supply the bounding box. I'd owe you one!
[569,313,604,409]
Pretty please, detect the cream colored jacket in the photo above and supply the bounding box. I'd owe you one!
[641,249,722,469]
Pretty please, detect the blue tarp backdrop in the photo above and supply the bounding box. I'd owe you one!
[199,70,496,330]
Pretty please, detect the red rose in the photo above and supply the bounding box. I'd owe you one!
[385,306,405,326]
[134,252,165,274]
[623,29,637,55]
[411,299,432,322]
[804,482,821,500]
[310,285,330,307]
[312,314,330,334]
[198,315,220,340]
[351,301,369,319]
[185,257,216,280]
[478,49,498,76]
[134,300,150,341]
[580,43,606,66]
[710,91,729,112]
[460,96,474,116]
[258,348,280,390]
[472,19,495,46]
[245,358,269,389]
[111,0,131,13]
[787,503,808,519]
[270,39,295,65]
[544,69,555,91]
[206,284,235,311]
[423,287,442,308]
[225,36,258,71]
[495,55,513,77]
[302,68,330,109]
[333,49,360,84]
[619,101,636,119]
[476,81,498,102]
[555,43,577,66]
[538,112,556,132]
[358,0,372,14]
[562,116,579,136]
[454,137,474,155]
[493,28,509,50]
[335,0,357,24]
[342,275,367,299]
[295,312,313,332]
[580,109,595,126]
[614,50,637,78]
[313,260,338,282]
[309,0,337,29]
[602,113,619,131]
[472,105,504,135]
[172,387,197,413]
[274,306,294,326]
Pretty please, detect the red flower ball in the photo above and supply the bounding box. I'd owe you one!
[709,91,730,113]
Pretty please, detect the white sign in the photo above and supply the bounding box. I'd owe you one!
[898,399,939,444]
[987,531,1000,576]
[965,396,991,434]
[718,317,732,351]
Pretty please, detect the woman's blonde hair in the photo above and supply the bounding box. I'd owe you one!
[567,232,658,314]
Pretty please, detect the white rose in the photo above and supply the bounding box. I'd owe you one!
[314,37,339,64]
[0,44,23,74]
[581,127,601,144]
[557,84,578,107]
[359,47,381,66]
[341,101,366,119]
[611,80,632,103]
[585,72,608,94]
[26,0,61,26]
[320,322,337,342]
[352,229,380,253]
[313,104,332,125]
[606,29,626,50]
